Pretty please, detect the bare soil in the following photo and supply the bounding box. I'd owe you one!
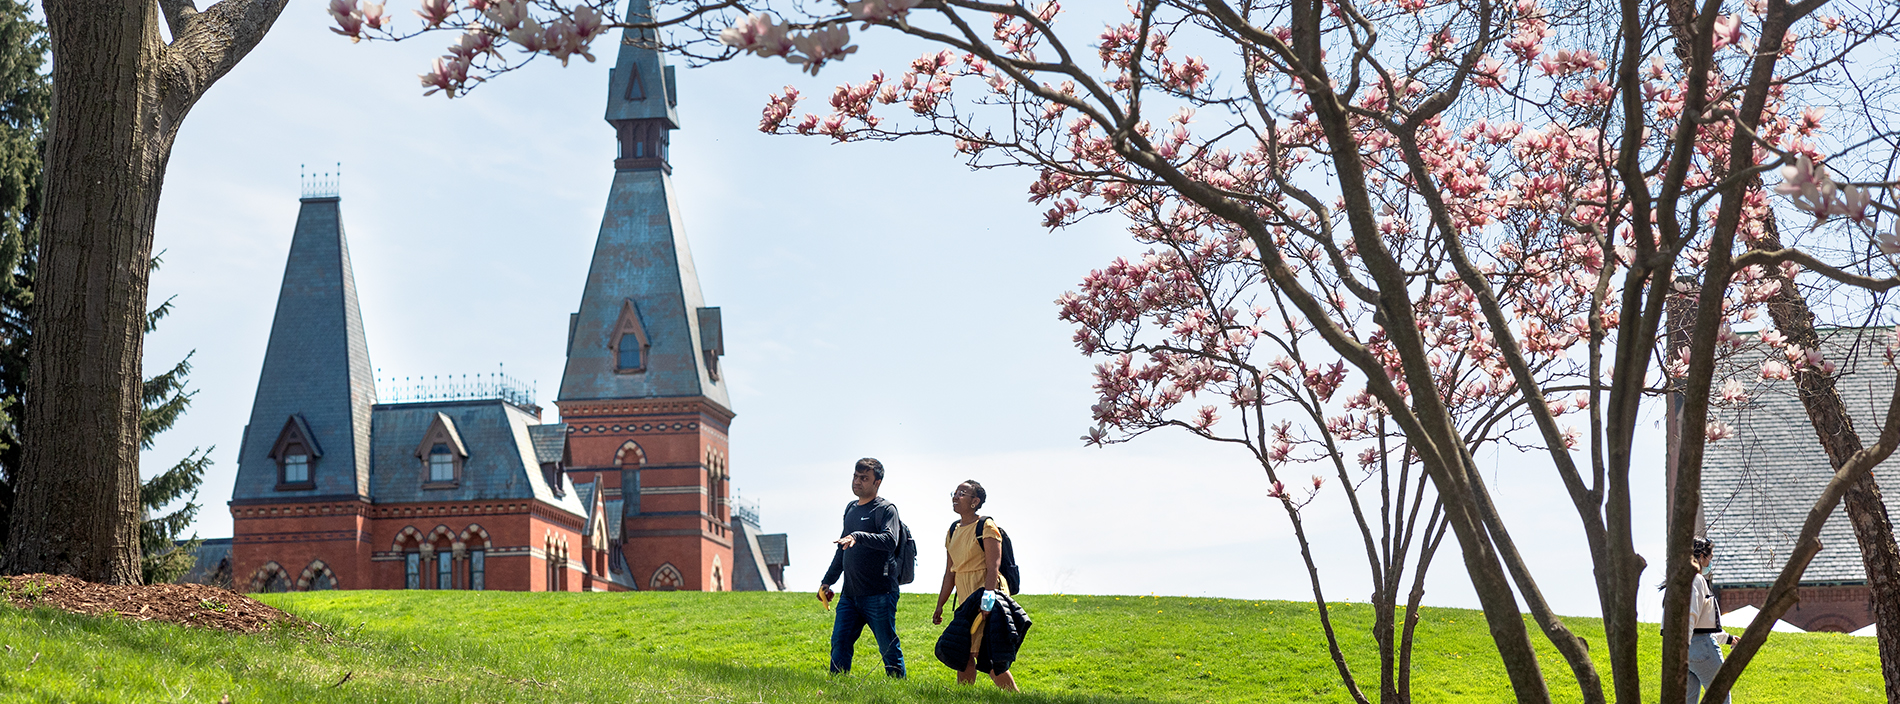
[1,573,307,633]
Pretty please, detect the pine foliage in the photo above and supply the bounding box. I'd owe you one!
[0,0,48,555]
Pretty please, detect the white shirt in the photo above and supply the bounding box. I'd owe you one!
[1688,571,1736,644]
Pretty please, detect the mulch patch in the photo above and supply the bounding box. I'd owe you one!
[2,573,310,633]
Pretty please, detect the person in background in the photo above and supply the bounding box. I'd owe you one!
[820,458,906,677]
[1686,536,1738,704]
[933,479,1018,691]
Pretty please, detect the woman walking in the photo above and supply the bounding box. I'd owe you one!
[1685,536,1739,704]
[932,480,1019,691]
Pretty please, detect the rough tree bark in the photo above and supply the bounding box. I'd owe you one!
[0,0,285,583]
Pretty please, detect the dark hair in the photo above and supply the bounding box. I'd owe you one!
[962,480,987,509]
[855,457,885,481]
[1692,536,1713,559]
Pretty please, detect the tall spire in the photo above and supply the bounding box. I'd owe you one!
[232,195,377,501]
[604,0,680,172]
[558,0,726,409]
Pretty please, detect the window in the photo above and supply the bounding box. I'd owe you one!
[437,552,453,590]
[470,549,485,591]
[610,299,650,374]
[283,452,308,483]
[415,413,467,487]
[429,444,454,482]
[310,571,336,591]
[270,415,321,490]
[617,333,641,369]
[405,552,421,590]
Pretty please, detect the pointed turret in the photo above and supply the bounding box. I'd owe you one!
[231,195,376,502]
[558,0,726,409]
[559,1,734,593]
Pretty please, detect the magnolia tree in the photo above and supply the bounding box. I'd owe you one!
[335,0,1900,701]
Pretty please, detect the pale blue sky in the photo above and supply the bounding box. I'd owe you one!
[136,0,1674,619]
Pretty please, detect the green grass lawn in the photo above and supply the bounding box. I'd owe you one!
[0,590,1879,702]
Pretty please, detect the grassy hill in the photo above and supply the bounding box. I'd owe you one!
[0,590,1880,702]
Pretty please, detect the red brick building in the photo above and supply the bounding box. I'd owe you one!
[225,5,783,593]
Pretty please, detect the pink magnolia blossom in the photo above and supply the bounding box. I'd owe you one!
[329,0,364,40]
[415,0,454,26]
[482,0,526,31]
[507,18,547,53]
[1711,15,1746,52]
[1761,359,1794,380]
[719,12,796,59]
[1706,422,1737,442]
[791,25,859,75]
[1877,226,1900,255]
[847,0,923,25]
[1718,379,1748,403]
[360,1,390,30]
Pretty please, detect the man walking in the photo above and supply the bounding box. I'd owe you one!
[820,457,905,677]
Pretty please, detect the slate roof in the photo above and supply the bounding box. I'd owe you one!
[232,196,376,502]
[1703,327,1900,586]
[367,399,586,518]
[574,480,599,536]
[528,424,567,465]
[557,0,729,413]
[604,499,624,541]
[758,533,788,567]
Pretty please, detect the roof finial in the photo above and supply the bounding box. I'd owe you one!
[301,162,341,200]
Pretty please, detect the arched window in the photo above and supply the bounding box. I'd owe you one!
[469,548,485,591]
[650,563,684,591]
[248,562,291,593]
[297,560,339,591]
[405,552,421,590]
[459,524,493,592]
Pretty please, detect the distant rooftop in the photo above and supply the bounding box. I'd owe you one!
[376,371,539,415]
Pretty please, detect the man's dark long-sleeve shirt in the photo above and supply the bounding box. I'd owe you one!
[821,497,901,596]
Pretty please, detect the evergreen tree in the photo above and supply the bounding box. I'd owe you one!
[137,271,210,585]
[0,0,49,555]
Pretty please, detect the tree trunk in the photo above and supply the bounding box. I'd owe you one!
[1758,216,1900,702]
[1,0,286,583]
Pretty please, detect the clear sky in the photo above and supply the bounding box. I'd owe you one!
[139,0,1674,620]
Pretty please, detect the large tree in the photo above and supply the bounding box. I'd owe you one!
[342,0,1900,700]
[0,0,287,584]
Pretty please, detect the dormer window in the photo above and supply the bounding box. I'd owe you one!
[283,449,310,483]
[609,298,651,374]
[415,412,469,489]
[429,444,455,482]
[269,415,321,491]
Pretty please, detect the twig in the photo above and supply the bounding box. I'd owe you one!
[329,671,353,688]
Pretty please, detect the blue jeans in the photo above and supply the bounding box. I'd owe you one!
[1686,633,1730,704]
[829,590,904,677]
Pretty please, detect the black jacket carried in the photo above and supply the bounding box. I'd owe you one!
[934,590,1032,673]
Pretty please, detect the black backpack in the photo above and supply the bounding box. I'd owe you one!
[896,520,918,585]
[947,516,1021,595]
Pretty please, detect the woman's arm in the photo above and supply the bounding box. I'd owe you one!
[984,530,1003,592]
[934,565,956,622]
